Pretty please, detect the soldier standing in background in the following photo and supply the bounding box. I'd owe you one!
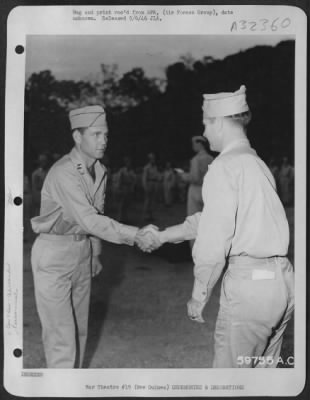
[163,161,176,207]
[117,156,136,223]
[180,137,213,216]
[155,164,164,204]
[177,136,213,247]
[142,153,159,221]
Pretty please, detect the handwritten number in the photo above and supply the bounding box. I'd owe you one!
[230,17,290,33]
[240,20,247,30]
[260,18,268,31]
[281,18,291,28]
[271,18,279,31]
[249,21,256,31]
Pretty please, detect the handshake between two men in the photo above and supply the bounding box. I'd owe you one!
[135,224,162,253]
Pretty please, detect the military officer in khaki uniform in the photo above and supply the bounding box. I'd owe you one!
[31,105,155,368]
[177,136,213,247]
[181,136,213,217]
[144,86,294,368]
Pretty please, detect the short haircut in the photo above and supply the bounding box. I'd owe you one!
[205,111,252,128]
[72,127,87,135]
[226,111,252,127]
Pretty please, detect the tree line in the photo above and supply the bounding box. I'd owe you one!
[24,40,294,173]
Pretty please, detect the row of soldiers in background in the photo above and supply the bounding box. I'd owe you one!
[88,136,213,224]
[107,153,188,223]
[23,151,189,238]
[23,146,294,239]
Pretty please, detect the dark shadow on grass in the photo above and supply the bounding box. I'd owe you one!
[153,241,192,263]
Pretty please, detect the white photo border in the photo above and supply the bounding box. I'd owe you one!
[4,4,307,397]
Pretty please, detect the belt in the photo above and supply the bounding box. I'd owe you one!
[39,233,89,242]
[229,255,287,266]
[228,255,288,280]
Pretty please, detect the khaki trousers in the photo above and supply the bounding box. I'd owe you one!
[31,234,92,368]
[213,256,294,368]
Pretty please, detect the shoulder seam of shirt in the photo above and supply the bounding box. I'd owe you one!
[50,155,76,177]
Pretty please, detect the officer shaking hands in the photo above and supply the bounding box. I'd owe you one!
[31,105,157,368]
[145,86,294,368]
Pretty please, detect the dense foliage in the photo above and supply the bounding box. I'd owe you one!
[24,40,294,172]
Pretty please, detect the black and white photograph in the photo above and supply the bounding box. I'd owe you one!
[3,4,307,397]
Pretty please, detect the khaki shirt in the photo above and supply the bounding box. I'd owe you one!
[174,139,290,302]
[31,147,138,256]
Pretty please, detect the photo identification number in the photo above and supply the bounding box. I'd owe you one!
[231,18,291,32]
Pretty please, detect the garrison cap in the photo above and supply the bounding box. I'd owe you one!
[69,105,107,130]
[203,85,249,118]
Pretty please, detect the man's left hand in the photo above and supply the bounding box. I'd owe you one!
[187,298,206,323]
[91,256,103,278]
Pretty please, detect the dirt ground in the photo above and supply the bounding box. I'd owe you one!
[23,200,294,368]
